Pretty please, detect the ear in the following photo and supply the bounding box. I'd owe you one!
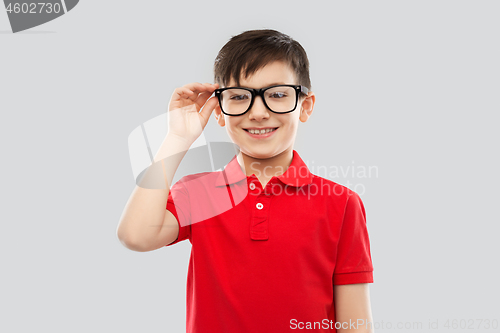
[299,92,315,123]
[214,103,225,127]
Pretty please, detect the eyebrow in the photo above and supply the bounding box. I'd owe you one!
[237,82,289,89]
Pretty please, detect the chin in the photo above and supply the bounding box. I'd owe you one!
[241,147,280,160]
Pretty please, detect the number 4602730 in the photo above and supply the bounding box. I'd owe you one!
[6,3,62,14]
[443,319,498,330]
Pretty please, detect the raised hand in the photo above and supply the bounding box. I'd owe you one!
[167,82,220,144]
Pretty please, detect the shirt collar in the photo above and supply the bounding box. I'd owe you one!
[215,150,313,188]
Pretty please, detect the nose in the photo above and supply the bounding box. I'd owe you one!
[247,95,270,121]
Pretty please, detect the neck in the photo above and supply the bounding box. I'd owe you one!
[236,148,294,183]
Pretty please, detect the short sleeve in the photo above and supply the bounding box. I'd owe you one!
[333,191,374,285]
[165,179,192,246]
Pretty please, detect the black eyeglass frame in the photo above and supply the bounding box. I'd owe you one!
[214,84,309,116]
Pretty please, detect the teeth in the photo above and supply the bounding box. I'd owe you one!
[248,128,276,135]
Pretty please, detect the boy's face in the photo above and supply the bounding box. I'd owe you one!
[214,61,315,160]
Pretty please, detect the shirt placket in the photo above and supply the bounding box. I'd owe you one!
[249,176,273,241]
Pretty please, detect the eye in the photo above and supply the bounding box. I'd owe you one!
[269,92,287,98]
[230,94,249,101]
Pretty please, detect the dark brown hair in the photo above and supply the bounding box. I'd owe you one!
[213,29,311,91]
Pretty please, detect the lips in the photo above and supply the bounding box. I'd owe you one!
[243,127,279,139]
[243,127,279,134]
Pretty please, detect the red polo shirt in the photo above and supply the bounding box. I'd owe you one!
[165,149,374,332]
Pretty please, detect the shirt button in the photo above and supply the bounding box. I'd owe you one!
[249,183,256,190]
[256,202,263,210]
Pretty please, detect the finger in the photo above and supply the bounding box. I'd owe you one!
[191,82,218,95]
[207,82,220,89]
[199,96,219,123]
[199,82,218,93]
[183,82,207,91]
[194,90,216,110]
[172,86,195,100]
[183,82,211,101]
[172,83,218,105]
[192,83,219,105]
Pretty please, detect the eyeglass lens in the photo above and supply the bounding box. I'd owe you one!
[220,86,297,115]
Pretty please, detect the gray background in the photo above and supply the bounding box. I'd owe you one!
[1,1,499,332]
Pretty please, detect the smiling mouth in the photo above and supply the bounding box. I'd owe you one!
[243,127,278,135]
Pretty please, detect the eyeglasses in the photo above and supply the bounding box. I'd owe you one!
[214,84,309,116]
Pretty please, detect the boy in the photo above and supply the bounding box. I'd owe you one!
[117,29,374,332]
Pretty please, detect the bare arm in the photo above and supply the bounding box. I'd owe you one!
[116,82,219,252]
[116,134,191,251]
[334,283,374,333]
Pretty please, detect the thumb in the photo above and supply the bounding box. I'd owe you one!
[199,96,219,123]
